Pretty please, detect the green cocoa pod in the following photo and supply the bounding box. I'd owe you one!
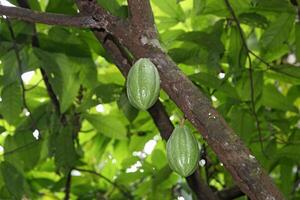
[166,125,200,177]
[126,58,160,110]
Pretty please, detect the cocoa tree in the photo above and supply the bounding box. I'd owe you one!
[0,0,299,199]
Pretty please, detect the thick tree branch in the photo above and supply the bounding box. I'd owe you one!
[0,5,104,29]
[187,170,219,200]
[127,0,155,29]
[74,1,284,200]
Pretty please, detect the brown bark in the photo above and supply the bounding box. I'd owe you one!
[0,5,103,29]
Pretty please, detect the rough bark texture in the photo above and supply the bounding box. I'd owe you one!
[0,5,102,28]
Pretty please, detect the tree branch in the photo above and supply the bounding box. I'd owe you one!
[64,169,72,200]
[75,168,133,198]
[223,0,266,157]
[127,0,155,29]
[217,186,245,200]
[0,5,104,29]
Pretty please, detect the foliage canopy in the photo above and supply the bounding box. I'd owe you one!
[0,0,299,199]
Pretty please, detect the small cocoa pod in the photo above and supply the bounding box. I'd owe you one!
[166,125,200,177]
[126,58,160,110]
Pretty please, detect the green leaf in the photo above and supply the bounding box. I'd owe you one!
[236,71,263,101]
[253,0,295,13]
[189,72,239,99]
[84,114,127,140]
[96,0,127,17]
[228,106,256,144]
[266,66,300,85]
[261,84,298,112]
[193,0,205,15]
[4,131,42,171]
[177,21,225,70]
[54,126,78,171]
[227,25,247,74]
[94,83,123,103]
[296,22,300,61]
[279,160,294,197]
[1,51,19,86]
[152,0,186,22]
[55,55,81,113]
[238,12,269,28]
[46,0,76,14]
[0,82,22,125]
[0,161,26,199]
[34,49,81,113]
[260,13,294,52]
[117,92,139,122]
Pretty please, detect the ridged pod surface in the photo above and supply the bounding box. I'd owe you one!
[126,58,160,110]
[166,125,200,177]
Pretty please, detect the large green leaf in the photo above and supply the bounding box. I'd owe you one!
[94,83,123,103]
[296,22,300,62]
[84,114,127,140]
[228,106,256,144]
[54,126,78,170]
[0,82,22,125]
[34,49,81,113]
[0,161,26,199]
[227,25,247,76]
[261,84,298,112]
[260,13,294,52]
[266,65,300,85]
[189,72,239,99]
[4,131,42,171]
[152,0,186,22]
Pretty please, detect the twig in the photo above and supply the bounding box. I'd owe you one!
[224,0,266,156]
[6,18,38,130]
[24,78,43,91]
[0,139,41,156]
[64,169,72,200]
[74,168,133,199]
[0,5,104,29]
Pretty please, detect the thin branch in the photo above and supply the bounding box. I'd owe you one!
[6,18,38,130]
[0,5,103,29]
[224,0,266,156]
[1,139,41,156]
[64,169,72,200]
[74,168,133,199]
[25,78,43,91]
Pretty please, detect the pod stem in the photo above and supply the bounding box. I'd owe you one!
[179,118,185,127]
